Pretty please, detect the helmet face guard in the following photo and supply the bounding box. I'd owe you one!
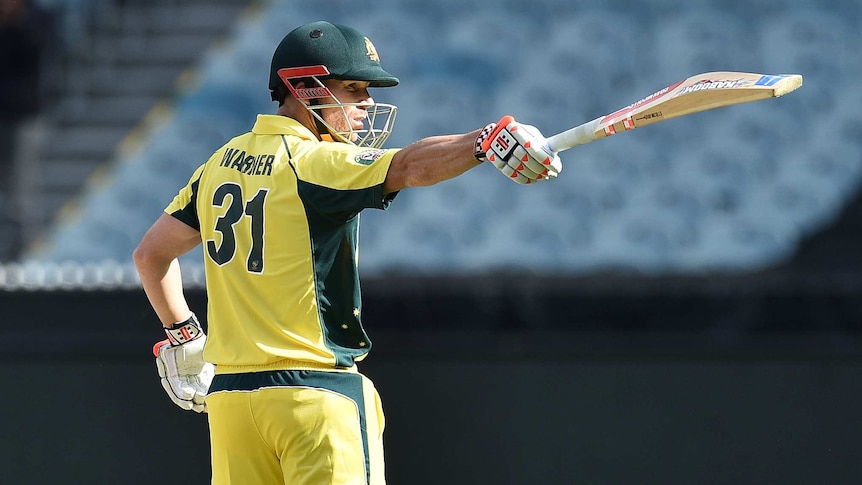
[277,65,397,149]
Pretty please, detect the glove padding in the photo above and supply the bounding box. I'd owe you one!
[476,115,562,184]
[153,314,214,413]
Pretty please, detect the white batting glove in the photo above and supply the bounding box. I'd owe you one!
[475,115,563,184]
[152,313,214,413]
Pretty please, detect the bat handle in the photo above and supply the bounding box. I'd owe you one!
[545,117,602,153]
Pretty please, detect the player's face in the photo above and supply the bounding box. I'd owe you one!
[320,79,373,139]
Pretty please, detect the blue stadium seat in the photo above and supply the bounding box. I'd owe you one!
[38,0,862,276]
[653,9,759,78]
[759,10,859,85]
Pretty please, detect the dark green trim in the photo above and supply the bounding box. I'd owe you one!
[281,135,391,368]
[169,174,202,231]
[210,370,370,484]
[296,187,371,367]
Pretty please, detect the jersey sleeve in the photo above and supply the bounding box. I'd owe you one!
[165,162,207,231]
[291,142,400,212]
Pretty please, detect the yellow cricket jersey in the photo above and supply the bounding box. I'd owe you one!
[165,114,399,371]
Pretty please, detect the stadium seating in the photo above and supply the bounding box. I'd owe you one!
[27,0,862,277]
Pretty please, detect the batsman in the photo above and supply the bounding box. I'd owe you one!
[134,20,562,485]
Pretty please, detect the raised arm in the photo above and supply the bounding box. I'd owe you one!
[383,116,563,194]
[383,131,480,193]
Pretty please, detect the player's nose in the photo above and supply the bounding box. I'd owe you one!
[356,89,373,107]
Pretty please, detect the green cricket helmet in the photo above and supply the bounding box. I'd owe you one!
[269,21,399,148]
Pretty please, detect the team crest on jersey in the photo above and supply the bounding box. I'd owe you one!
[355,149,385,165]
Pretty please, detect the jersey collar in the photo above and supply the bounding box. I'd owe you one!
[252,114,318,140]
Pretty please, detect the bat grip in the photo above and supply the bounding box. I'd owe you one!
[545,117,602,153]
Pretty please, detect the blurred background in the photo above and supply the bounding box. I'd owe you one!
[1,0,861,483]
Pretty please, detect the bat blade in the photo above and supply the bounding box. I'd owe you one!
[545,71,803,153]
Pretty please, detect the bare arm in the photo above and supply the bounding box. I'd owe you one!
[383,129,482,193]
[133,213,202,326]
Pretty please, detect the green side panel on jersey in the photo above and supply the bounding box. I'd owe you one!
[297,179,373,368]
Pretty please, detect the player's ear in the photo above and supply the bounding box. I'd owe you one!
[290,80,316,106]
[271,83,290,105]
[272,80,307,106]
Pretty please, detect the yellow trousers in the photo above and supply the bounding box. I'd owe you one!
[206,369,385,485]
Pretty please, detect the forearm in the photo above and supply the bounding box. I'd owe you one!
[134,213,201,327]
[136,256,192,327]
[138,216,211,413]
[383,130,481,193]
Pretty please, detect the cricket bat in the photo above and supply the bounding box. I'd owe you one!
[544,71,803,153]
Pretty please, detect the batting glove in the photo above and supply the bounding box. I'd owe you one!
[152,313,214,413]
[475,115,562,184]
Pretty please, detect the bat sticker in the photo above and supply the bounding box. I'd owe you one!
[679,79,752,95]
[601,80,683,124]
[635,112,663,121]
